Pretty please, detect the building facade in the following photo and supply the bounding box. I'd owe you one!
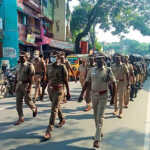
[0,0,19,68]
[0,0,73,68]
[53,0,71,41]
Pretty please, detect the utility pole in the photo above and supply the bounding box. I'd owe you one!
[40,0,43,55]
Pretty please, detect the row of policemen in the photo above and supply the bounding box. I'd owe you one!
[15,51,71,140]
[78,53,147,148]
[14,51,147,149]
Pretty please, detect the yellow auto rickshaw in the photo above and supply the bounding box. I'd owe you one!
[67,54,89,80]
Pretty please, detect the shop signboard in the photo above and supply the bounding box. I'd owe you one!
[26,34,35,44]
[3,47,16,58]
[50,39,74,51]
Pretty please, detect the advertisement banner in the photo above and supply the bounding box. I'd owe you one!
[50,39,74,51]
[26,34,35,44]
[80,41,88,54]
[3,47,16,58]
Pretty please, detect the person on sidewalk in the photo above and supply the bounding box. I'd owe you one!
[15,52,37,125]
[79,54,116,148]
[44,53,70,140]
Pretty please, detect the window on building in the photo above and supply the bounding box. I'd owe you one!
[18,12,24,24]
[35,18,40,31]
[0,42,2,58]
[43,20,53,33]
[56,0,59,8]
[43,0,48,7]
[26,16,34,26]
[33,0,40,5]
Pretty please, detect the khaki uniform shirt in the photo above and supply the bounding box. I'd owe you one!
[64,61,72,73]
[79,64,87,80]
[86,66,116,92]
[17,62,35,82]
[111,63,129,82]
[126,63,134,84]
[47,63,68,85]
[33,57,45,74]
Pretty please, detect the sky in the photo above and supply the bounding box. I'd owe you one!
[69,0,150,43]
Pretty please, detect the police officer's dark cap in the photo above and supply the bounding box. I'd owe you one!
[20,51,26,57]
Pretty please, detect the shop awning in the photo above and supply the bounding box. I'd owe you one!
[49,39,74,51]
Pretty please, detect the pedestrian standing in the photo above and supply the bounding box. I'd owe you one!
[15,52,37,125]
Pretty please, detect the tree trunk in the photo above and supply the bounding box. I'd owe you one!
[75,0,103,53]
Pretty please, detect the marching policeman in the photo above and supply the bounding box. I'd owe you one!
[123,56,135,108]
[78,59,87,87]
[78,56,95,111]
[60,53,76,103]
[44,53,70,139]
[33,55,46,102]
[15,52,37,125]
[79,54,116,148]
[112,55,129,118]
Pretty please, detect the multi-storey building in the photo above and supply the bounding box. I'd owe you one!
[0,0,73,68]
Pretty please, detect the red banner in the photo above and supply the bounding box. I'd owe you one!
[80,41,88,54]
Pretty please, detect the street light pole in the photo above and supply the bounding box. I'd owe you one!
[40,0,43,55]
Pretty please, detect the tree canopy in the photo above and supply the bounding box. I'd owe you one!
[102,39,150,56]
[71,0,150,53]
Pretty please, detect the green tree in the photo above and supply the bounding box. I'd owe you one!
[102,39,150,55]
[74,0,150,53]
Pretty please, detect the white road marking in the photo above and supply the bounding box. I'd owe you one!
[144,81,150,150]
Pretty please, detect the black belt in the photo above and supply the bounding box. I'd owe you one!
[35,72,41,75]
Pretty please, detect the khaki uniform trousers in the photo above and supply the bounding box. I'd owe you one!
[34,74,42,99]
[16,82,36,119]
[92,92,108,142]
[124,86,130,106]
[136,74,140,82]
[47,86,64,129]
[85,84,91,105]
[79,77,85,88]
[114,81,125,114]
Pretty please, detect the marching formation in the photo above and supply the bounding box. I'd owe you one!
[13,51,149,149]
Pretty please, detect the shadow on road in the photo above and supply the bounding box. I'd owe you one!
[102,128,145,150]
[10,136,92,150]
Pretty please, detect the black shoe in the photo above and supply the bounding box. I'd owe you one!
[33,107,38,117]
[110,101,114,105]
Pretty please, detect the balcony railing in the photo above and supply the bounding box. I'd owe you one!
[23,0,41,13]
[44,31,53,38]
[26,24,40,34]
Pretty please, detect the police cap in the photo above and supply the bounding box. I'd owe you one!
[20,51,26,57]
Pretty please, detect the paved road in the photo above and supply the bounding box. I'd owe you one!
[0,78,150,150]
